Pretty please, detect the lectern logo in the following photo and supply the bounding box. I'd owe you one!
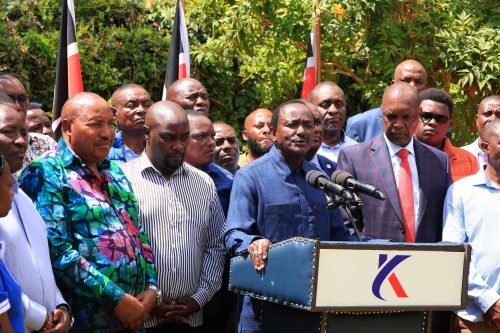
[372,254,410,301]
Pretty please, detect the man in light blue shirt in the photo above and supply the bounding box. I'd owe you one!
[443,119,500,332]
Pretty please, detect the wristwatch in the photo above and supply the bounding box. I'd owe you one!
[146,284,162,306]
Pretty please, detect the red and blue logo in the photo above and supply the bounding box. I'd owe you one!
[372,254,410,301]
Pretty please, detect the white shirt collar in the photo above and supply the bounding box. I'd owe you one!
[383,134,416,158]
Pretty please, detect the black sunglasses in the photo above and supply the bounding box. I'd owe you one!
[420,112,449,124]
[8,94,29,104]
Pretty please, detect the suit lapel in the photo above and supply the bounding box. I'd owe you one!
[414,141,429,225]
[369,136,404,224]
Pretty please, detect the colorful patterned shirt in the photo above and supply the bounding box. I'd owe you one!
[19,139,157,333]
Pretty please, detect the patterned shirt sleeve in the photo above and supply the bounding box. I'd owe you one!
[19,161,125,308]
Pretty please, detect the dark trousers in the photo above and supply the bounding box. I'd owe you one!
[146,323,202,333]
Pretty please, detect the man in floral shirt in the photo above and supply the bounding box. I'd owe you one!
[20,92,159,333]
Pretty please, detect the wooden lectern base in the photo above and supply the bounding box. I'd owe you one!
[322,311,430,333]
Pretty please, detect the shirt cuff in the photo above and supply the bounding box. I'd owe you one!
[101,281,125,309]
[476,290,500,314]
[191,290,208,308]
[21,293,47,331]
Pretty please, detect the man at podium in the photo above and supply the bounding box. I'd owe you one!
[225,99,356,333]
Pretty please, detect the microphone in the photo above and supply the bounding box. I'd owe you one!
[306,170,354,201]
[331,170,386,201]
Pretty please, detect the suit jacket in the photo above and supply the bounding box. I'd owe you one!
[346,107,383,143]
[317,154,337,177]
[337,135,452,243]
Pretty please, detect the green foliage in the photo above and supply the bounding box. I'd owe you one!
[0,0,498,145]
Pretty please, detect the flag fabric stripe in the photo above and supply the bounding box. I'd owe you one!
[300,5,318,100]
[52,0,83,139]
[162,0,190,100]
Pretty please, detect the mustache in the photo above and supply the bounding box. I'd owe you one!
[290,136,307,143]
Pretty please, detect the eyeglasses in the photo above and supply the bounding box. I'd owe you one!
[8,94,29,104]
[420,112,449,124]
[215,137,238,146]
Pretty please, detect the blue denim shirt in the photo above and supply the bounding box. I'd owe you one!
[225,145,354,257]
[225,146,354,333]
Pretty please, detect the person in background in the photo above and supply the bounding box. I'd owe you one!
[310,81,357,163]
[303,101,336,177]
[0,73,56,168]
[239,108,273,167]
[26,102,54,138]
[182,110,233,333]
[213,121,239,175]
[443,119,500,333]
[167,78,210,114]
[346,59,428,143]
[415,88,478,181]
[108,83,152,163]
[462,95,500,170]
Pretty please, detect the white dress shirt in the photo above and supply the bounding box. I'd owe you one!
[0,179,66,331]
[461,138,487,170]
[443,170,500,322]
[317,130,358,163]
[383,135,421,230]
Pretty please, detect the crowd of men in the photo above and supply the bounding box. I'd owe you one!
[0,58,498,333]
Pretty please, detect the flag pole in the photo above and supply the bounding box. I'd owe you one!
[314,0,321,84]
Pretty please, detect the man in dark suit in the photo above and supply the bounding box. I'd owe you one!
[337,82,451,243]
[346,60,428,143]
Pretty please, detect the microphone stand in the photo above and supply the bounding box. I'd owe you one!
[323,190,364,242]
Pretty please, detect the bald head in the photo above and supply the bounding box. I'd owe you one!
[145,101,190,177]
[309,81,343,104]
[60,92,115,167]
[62,92,110,121]
[145,101,187,129]
[166,78,210,114]
[381,82,421,147]
[393,60,427,93]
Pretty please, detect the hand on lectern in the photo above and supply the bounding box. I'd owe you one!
[485,299,500,329]
[248,239,272,271]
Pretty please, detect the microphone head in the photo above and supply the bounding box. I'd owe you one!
[306,170,327,187]
[331,169,353,186]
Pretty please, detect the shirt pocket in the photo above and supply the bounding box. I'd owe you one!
[262,203,301,242]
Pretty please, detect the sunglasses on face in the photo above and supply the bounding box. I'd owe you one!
[420,112,449,124]
[8,95,29,104]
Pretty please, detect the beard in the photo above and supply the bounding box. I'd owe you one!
[248,135,272,157]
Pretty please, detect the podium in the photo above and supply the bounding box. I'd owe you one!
[229,237,470,333]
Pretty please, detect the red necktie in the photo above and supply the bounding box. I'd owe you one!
[396,149,415,242]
